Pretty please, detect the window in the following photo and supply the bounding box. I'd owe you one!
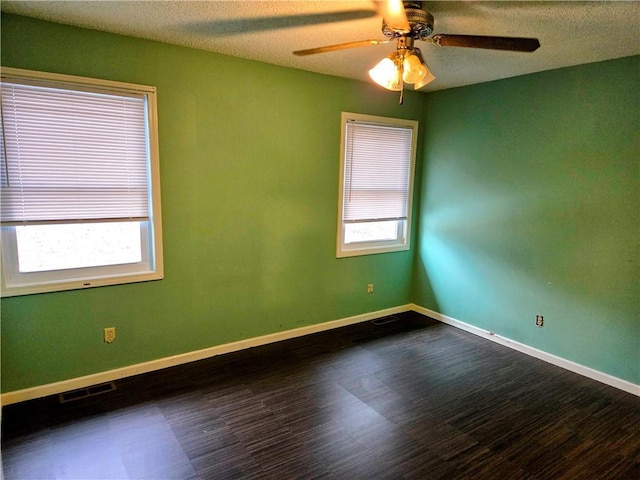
[0,68,163,296]
[337,112,417,257]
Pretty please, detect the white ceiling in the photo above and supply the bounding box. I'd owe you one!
[2,1,639,92]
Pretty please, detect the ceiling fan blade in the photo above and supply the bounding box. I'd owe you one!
[293,39,390,56]
[431,34,540,52]
[187,9,377,36]
[379,0,411,33]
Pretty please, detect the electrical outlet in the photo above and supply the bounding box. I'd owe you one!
[535,315,544,328]
[367,283,374,294]
[104,327,116,343]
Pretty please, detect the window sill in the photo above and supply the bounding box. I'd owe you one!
[1,270,163,297]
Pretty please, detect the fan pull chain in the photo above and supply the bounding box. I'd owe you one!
[399,57,404,105]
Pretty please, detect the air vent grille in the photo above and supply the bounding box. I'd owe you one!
[59,382,117,403]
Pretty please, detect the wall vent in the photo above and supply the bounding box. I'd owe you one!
[58,381,117,403]
[371,314,401,326]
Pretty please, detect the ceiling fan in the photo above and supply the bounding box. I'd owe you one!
[293,0,540,102]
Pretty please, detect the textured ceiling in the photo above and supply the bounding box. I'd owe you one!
[2,1,639,92]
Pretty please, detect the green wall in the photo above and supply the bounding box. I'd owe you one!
[0,15,424,392]
[413,56,639,384]
[1,14,638,393]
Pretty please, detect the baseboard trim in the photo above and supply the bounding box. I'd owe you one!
[1,304,412,406]
[4,303,637,405]
[410,304,640,397]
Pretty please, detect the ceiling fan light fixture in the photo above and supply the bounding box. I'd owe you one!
[413,64,435,90]
[402,53,426,84]
[410,48,435,90]
[368,53,402,91]
[290,0,541,101]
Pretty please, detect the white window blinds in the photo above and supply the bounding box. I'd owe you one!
[342,121,413,223]
[0,81,150,225]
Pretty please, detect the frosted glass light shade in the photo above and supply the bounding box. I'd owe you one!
[413,66,436,90]
[402,54,427,84]
[369,56,402,91]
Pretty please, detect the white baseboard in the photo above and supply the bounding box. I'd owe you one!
[410,304,640,397]
[1,304,412,406]
[3,302,637,405]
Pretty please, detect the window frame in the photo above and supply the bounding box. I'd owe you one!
[336,112,418,258]
[0,67,163,297]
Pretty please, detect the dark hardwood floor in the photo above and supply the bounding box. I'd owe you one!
[2,312,639,479]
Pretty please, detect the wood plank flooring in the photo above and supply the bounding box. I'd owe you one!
[2,312,639,479]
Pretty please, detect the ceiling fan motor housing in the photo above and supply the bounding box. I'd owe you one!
[382,2,434,40]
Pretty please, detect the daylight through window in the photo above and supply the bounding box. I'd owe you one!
[337,112,418,257]
[0,68,163,296]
